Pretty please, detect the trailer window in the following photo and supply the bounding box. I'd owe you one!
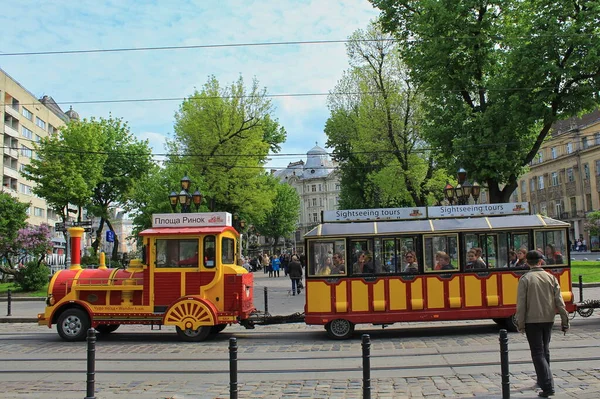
[222,237,235,264]
[204,236,216,268]
[308,240,346,276]
[155,239,199,268]
[424,235,459,272]
[535,230,567,265]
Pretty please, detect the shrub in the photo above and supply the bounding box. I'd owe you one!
[81,254,99,267]
[16,261,50,291]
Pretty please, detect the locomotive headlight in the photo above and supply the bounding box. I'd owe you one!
[46,295,55,306]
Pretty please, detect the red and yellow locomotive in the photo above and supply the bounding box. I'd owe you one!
[38,212,255,341]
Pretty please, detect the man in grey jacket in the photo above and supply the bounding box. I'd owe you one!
[516,250,570,398]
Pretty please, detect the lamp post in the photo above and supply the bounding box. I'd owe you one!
[443,169,482,205]
[169,174,203,213]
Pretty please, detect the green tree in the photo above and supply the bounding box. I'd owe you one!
[84,116,153,260]
[254,182,301,252]
[585,210,600,236]
[169,75,286,224]
[22,120,106,227]
[326,23,449,207]
[0,192,29,269]
[371,0,600,202]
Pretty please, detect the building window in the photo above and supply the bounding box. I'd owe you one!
[530,178,535,192]
[551,147,557,159]
[19,183,32,195]
[551,172,558,186]
[318,184,322,191]
[319,198,323,206]
[335,184,340,190]
[22,107,33,120]
[312,198,317,206]
[35,134,42,143]
[555,200,563,216]
[567,142,573,154]
[583,137,589,149]
[20,145,32,158]
[584,163,590,180]
[48,124,57,135]
[313,213,318,222]
[540,203,547,216]
[22,126,33,139]
[35,117,46,130]
[570,197,577,215]
[537,151,543,163]
[596,133,600,146]
[586,193,593,212]
[538,176,544,190]
[311,185,316,192]
[520,180,526,194]
[567,168,574,182]
[34,207,44,217]
[596,160,600,176]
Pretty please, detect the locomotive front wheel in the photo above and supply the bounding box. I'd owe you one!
[176,326,212,342]
[95,324,120,334]
[210,324,227,335]
[325,319,355,340]
[57,309,90,342]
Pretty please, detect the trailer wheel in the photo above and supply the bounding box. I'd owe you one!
[504,314,518,332]
[176,326,212,342]
[325,319,354,340]
[210,324,227,335]
[95,324,120,334]
[57,308,90,342]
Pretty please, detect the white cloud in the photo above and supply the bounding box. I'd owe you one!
[1,0,379,168]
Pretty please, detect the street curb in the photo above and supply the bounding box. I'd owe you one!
[0,318,37,323]
[0,297,45,302]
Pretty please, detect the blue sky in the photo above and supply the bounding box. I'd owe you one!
[0,0,379,169]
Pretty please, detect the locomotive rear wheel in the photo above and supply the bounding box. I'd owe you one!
[95,324,120,334]
[57,309,90,342]
[176,326,212,342]
[325,319,355,340]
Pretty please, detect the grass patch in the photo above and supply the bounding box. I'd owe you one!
[0,282,48,297]
[571,261,600,283]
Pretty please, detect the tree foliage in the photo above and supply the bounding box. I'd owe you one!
[254,182,301,251]
[371,0,600,202]
[169,75,286,225]
[326,23,449,207]
[0,192,29,266]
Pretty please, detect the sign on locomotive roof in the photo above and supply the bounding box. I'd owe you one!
[152,212,232,228]
[322,202,530,223]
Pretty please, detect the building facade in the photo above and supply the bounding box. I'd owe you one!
[512,109,600,249]
[273,145,341,253]
[1,68,79,251]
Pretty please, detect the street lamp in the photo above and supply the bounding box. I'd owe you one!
[443,169,482,205]
[169,174,203,213]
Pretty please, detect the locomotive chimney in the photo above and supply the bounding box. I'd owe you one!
[98,252,107,270]
[68,227,85,270]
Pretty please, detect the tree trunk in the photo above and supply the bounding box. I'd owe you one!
[486,178,518,204]
[92,218,105,255]
[104,219,120,262]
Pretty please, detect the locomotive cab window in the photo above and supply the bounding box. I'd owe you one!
[204,236,216,268]
[221,237,235,265]
[535,230,567,265]
[424,234,459,272]
[155,239,199,268]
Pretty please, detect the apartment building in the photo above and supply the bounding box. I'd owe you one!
[1,67,77,229]
[273,144,341,253]
[511,109,600,249]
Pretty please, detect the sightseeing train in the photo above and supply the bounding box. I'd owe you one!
[39,203,576,342]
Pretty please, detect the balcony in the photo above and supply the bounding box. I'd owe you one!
[2,166,19,179]
[4,104,19,119]
[560,211,587,220]
[3,123,19,138]
[3,146,19,159]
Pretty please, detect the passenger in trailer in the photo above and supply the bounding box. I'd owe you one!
[507,250,518,268]
[353,251,375,274]
[331,253,346,275]
[402,251,419,273]
[513,248,529,268]
[465,249,486,270]
[544,244,564,265]
[438,253,455,270]
[434,251,444,270]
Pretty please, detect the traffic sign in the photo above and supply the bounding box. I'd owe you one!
[106,230,115,243]
[84,228,93,233]
[77,220,93,227]
[55,222,65,230]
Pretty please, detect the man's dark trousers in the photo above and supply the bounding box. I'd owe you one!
[525,322,554,392]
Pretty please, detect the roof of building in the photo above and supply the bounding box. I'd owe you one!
[552,109,600,136]
[274,144,336,181]
[39,95,70,123]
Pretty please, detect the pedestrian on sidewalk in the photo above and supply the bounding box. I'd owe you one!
[288,255,303,295]
[516,250,570,398]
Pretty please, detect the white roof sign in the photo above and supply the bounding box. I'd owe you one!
[323,207,427,222]
[427,202,530,218]
[152,212,232,228]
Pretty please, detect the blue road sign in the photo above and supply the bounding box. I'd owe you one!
[106,230,115,243]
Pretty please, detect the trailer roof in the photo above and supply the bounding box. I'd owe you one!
[139,226,237,236]
[305,215,568,238]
